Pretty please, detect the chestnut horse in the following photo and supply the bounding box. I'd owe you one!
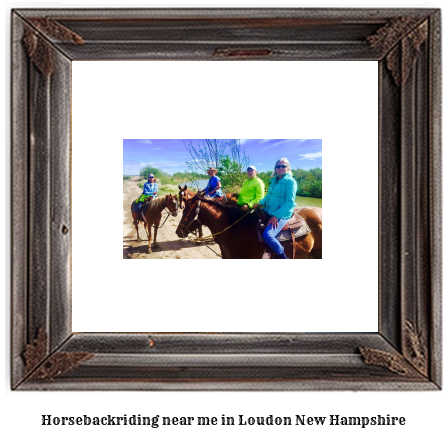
[175,194,322,259]
[178,185,204,239]
[131,194,179,253]
[178,184,238,208]
[178,185,239,239]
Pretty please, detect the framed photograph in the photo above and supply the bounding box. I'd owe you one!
[11,8,441,390]
[122,138,324,260]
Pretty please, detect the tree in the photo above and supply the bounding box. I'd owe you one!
[184,139,250,175]
[257,171,273,191]
[292,167,322,198]
[139,165,170,184]
[139,165,163,179]
[183,139,251,191]
[217,155,245,188]
[310,167,322,181]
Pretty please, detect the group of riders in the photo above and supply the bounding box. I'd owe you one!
[135,158,297,259]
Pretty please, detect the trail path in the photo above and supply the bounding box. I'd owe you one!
[123,177,221,259]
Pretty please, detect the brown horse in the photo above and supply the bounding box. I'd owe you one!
[175,194,322,259]
[131,194,179,253]
[178,184,238,208]
[178,185,204,239]
[178,185,239,239]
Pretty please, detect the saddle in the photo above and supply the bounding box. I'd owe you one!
[132,198,152,223]
[256,209,311,243]
[210,194,228,204]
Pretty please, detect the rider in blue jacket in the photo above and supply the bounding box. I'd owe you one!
[203,167,223,198]
[254,158,297,259]
[137,174,158,203]
[143,174,158,197]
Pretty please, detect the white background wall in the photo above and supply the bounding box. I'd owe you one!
[72,60,378,333]
[2,1,445,438]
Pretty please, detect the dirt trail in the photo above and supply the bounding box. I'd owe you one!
[123,177,221,259]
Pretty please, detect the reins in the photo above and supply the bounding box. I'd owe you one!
[181,196,255,242]
[141,196,178,234]
[190,209,254,243]
[188,229,222,258]
[153,197,179,229]
[180,199,201,232]
[152,209,171,229]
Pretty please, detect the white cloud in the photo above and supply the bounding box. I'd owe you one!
[299,151,323,161]
[136,139,153,144]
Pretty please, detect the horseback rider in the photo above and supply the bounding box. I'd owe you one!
[237,165,265,211]
[253,158,297,259]
[136,174,158,203]
[133,174,158,225]
[203,167,223,199]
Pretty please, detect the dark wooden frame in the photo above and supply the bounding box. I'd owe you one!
[11,8,441,390]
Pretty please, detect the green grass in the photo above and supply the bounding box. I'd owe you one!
[158,184,180,196]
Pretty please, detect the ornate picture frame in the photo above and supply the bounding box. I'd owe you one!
[11,8,441,390]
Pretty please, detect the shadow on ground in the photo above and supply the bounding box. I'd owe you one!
[123,238,214,259]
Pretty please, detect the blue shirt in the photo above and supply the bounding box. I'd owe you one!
[259,173,297,220]
[205,176,223,197]
[143,181,158,197]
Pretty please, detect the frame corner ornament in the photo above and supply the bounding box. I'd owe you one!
[359,346,424,379]
[404,320,428,377]
[27,352,94,381]
[367,17,429,86]
[22,17,84,76]
[22,328,94,382]
[23,327,48,373]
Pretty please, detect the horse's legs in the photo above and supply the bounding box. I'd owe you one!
[151,214,163,247]
[220,245,227,259]
[146,223,152,253]
[199,226,203,239]
[132,213,141,241]
[290,235,314,259]
[153,223,158,245]
[310,225,322,259]
[299,208,322,259]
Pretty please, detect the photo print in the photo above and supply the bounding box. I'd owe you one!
[123,139,322,260]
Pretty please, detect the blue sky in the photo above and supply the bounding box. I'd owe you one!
[123,139,322,175]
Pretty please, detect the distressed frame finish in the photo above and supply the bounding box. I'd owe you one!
[11,8,441,390]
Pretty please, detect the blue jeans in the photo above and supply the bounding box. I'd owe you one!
[263,217,288,255]
[205,190,223,198]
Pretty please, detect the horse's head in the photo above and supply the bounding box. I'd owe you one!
[175,195,201,238]
[166,194,179,217]
[178,185,190,209]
